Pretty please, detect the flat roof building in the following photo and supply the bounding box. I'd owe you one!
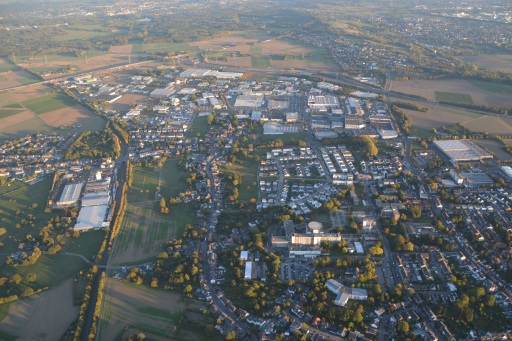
[433,140,493,165]
[74,205,109,231]
[245,261,253,280]
[326,279,368,306]
[56,183,84,207]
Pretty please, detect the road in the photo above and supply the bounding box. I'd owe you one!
[82,144,128,341]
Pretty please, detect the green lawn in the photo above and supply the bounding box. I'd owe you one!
[189,115,210,138]
[137,306,175,320]
[223,159,259,202]
[23,93,75,115]
[412,127,436,139]
[251,56,271,67]
[164,203,198,233]
[468,79,512,95]
[0,109,23,119]
[435,91,474,105]
[128,167,160,203]
[159,158,190,198]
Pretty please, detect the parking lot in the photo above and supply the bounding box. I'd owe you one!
[280,259,313,281]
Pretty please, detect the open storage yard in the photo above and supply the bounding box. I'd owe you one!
[98,278,221,341]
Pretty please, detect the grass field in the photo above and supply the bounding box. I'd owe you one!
[54,28,111,42]
[22,93,76,115]
[189,115,210,138]
[0,61,17,73]
[109,203,179,265]
[64,230,106,260]
[0,75,7,82]
[435,91,474,104]
[99,278,220,341]
[2,103,23,109]
[224,160,259,202]
[16,77,38,85]
[0,279,78,341]
[251,56,271,67]
[476,139,512,160]
[0,109,23,119]
[132,43,199,53]
[468,80,512,95]
[159,158,190,198]
[128,167,160,203]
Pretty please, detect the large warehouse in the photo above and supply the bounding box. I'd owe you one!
[74,205,109,231]
[433,140,493,166]
[56,183,84,207]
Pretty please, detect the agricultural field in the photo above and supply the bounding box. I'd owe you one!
[132,43,199,54]
[0,67,39,90]
[0,86,105,140]
[475,139,512,161]
[459,54,512,74]
[17,52,130,80]
[392,79,512,108]
[98,278,221,341]
[434,91,474,105]
[23,93,76,115]
[0,279,78,341]
[109,203,178,265]
[53,25,112,42]
[159,158,190,198]
[400,105,512,135]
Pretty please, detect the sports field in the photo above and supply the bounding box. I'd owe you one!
[109,203,178,265]
[22,93,76,115]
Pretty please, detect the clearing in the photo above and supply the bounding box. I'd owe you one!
[22,93,76,115]
[0,279,78,341]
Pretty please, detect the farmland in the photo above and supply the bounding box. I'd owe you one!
[476,139,512,161]
[392,79,512,108]
[109,203,178,265]
[98,278,221,341]
[22,93,76,115]
[459,54,512,74]
[0,85,105,140]
[0,279,78,341]
[132,43,199,54]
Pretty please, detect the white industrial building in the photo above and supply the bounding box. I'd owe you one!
[150,87,176,98]
[74,205,109,231]
[245,261,253,280]
[235,94,265,108]
[326,279,368,306]
[56,183,84,207]
[501,165,512,180]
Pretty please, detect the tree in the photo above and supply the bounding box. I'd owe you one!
[24,273,37,283]
[184,284,193,293]
[410,206,422,219]
[11,274,22,285]
[225,331,237,340]
[397,321,409,333]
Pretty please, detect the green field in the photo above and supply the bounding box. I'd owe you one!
[0,62,17,73]
[18,52,104,63]
[159,158,190,198]
[128,167,160,203]
[64,230,106,260]
[109,203,180,265]
[223,159,259,202]
[132,43,199,54]
[0,109,23,119]
[189,115,210,138]
[16,77,38,85]
[0,75,7,82]
[2,103,23,109]
[469,79,512,95]
[435,91,474,105]
[251,56,271,67]
[54,28,111,42]
[22,93,76,115]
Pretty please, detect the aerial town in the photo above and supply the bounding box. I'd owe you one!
[0,0,511,340]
